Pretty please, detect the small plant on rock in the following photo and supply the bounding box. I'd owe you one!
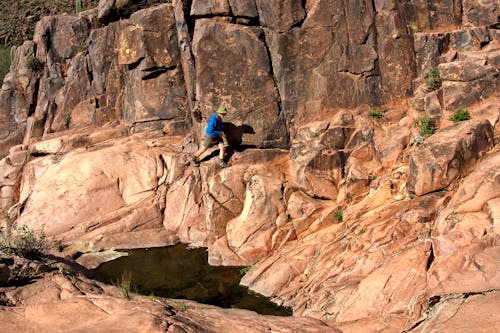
[0,223,47,259]
[334,210,343,223]
[114,271,133,299]
[369,109,387,120]
[75,0,84,13]
[65,114,71,127]
[415,116,436,137]
[26,56,43,71]
[424,68,441,90]
[450,109,471,122]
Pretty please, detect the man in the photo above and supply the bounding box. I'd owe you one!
[190,105,229,167]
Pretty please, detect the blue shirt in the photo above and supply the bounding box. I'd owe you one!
[205,113,223,137]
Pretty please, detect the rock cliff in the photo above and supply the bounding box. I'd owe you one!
[0,0,499,332]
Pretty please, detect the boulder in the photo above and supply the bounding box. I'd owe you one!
[224,166,284,262]
[190,0,231,16]
[428,147,500,295]
[119,5,187,127]
[407,119,494,196]
[16,133,174,249]
[255,0,305,32]
[228,0,258,18]
[192,19,288,148]
[408,292,500,333]
[439,61,499,111]
[463,0,499,26]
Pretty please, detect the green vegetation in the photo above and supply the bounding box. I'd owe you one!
[415,116,436,137]
[334,210,343,223]
[240,261,258,276]
[26,56,43,71]
[369,109,387,119]
[75,0,83,12]
[65,114,71,127]
[0,221,47,259]
[424,68,441,90]
[0,45,12,84]
[450,109,471,122]
[114,271,133,299]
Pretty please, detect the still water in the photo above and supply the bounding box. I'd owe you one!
[93,244,292,316]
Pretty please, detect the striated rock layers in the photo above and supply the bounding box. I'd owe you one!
[0,0,499,332]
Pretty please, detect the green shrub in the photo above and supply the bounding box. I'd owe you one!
[0,45,12,84]
[450,109,471,122]
[65,114,71,127]
[75,0,84,13]
[0,224,47,259]
[369,109,387,119]
[424,68,441,90]
[26,56,43,71]
[415,116,436,137]
[114,271,132,299]
[334,210,343,223]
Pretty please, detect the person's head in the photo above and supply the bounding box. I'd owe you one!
[217,106,227,117]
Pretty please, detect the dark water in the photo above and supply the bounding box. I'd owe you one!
[93,244,292,316]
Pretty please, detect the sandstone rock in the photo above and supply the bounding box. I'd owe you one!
[439,61,498,82]
[408,292,500,333]
[374,0,415,100]
[16,134,173,249]
[228,0,258,18]
[242,194,441,332]
[289,114,356,200]
[428,147,500,295]
[407,119,494,196]
[0,270,338,333]
[255,0,305,32]
[190,0,231,16]
[224,166,285,263]
[401,0,462,31]
[119,5,187,127]
[463,0,499,26]
[192,19,288,148]
[0,41,38,158]
[439,61,499,111]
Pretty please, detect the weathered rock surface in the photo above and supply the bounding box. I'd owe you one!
[15,128,181,250]
[0,0,499,332]
[0,268,337,333]
[428,147,500,295]
[407,119,494,196]
[192,19,288,148]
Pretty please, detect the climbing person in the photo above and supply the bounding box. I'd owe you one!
[189,105,229,167]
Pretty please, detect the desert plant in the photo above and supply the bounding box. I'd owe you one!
[334,210,343,223]
[26,56,43,71]
[75,0,84,13]
[65,114,71,127]
[0,223,47,259]
[424,68,441,90]
[10,46,16,62]
[114,271,133,299]
[240,261,258,276]
[450,109,471,122]
[369,109,387,119]
[415,116,436,137]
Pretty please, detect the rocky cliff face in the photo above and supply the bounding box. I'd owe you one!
[0,0,499,332]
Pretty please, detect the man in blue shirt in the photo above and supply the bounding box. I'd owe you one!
[190,106,229,167]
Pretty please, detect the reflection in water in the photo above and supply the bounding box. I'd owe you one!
[93,244,292,316]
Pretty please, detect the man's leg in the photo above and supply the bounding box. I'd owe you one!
[218,141,225,160]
